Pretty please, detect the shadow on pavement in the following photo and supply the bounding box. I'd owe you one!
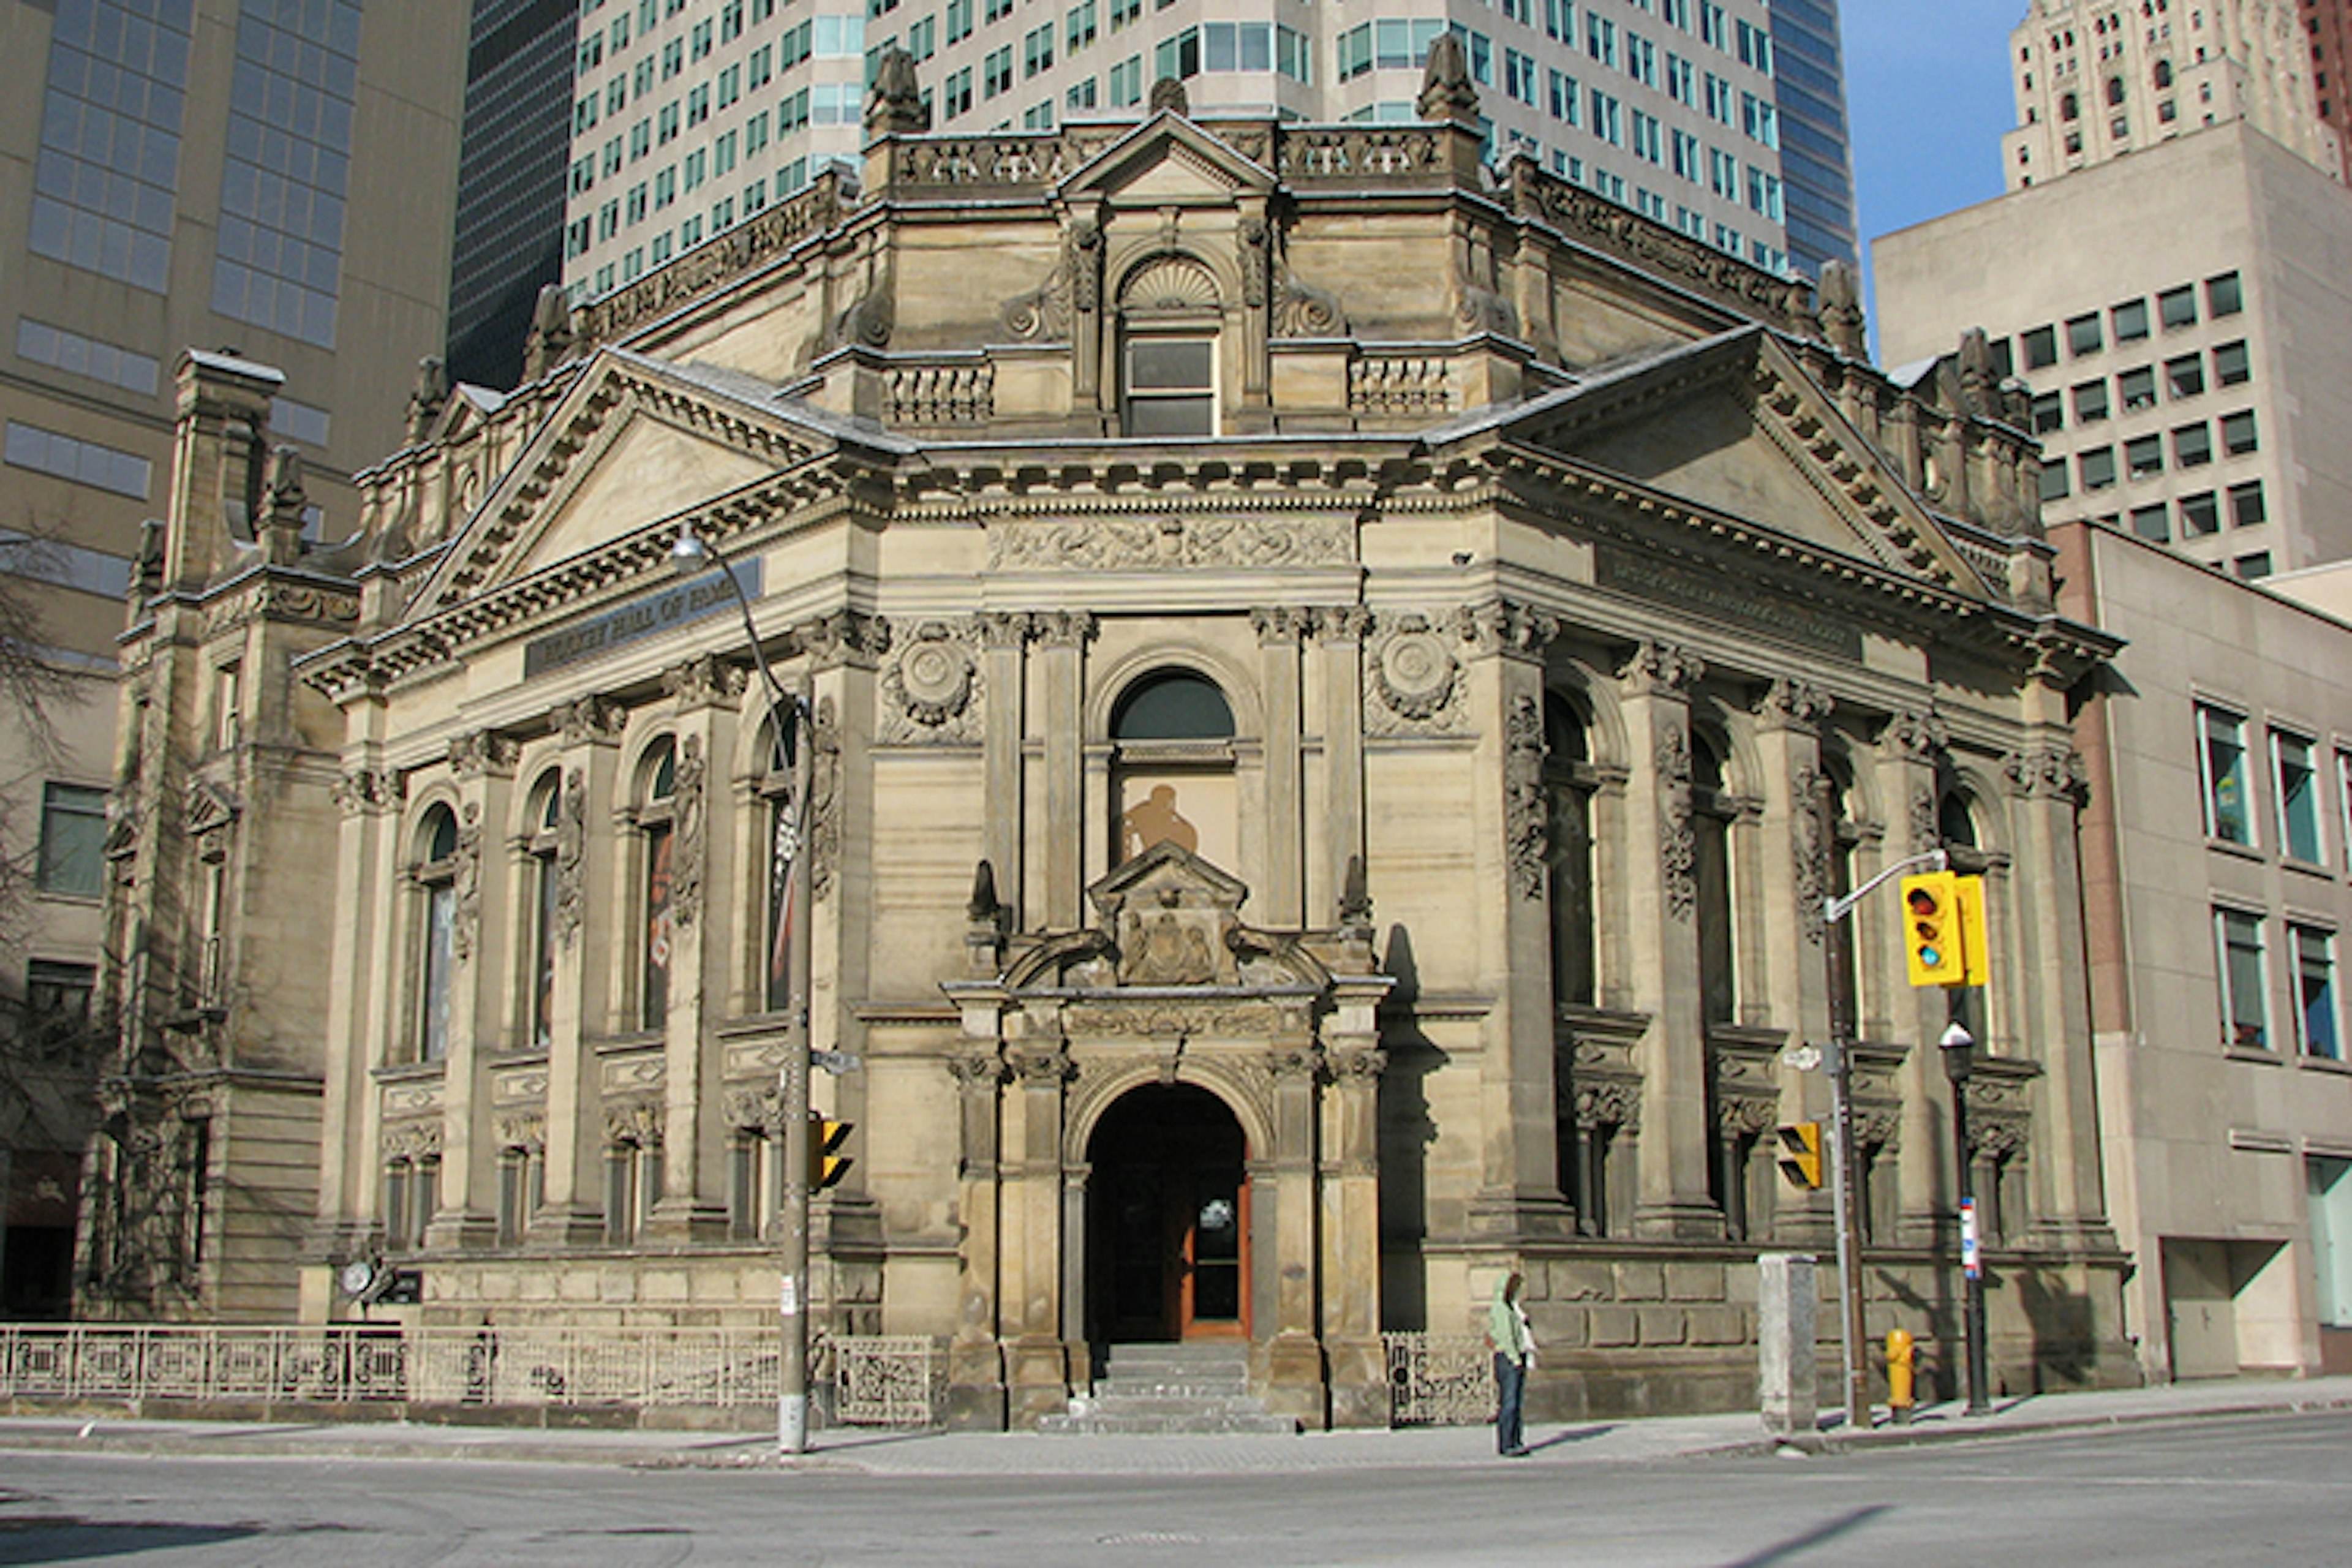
[1714,1504,1891,1568]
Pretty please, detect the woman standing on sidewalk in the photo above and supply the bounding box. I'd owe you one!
[1488,1272,1534,1457]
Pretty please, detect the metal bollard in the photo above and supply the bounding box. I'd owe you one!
[1885,1327,1915,1426]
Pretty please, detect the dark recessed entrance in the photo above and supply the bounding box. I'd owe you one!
[1087,1084,1250,1344]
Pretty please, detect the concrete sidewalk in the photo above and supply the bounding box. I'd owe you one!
[2,1374,2348,1477]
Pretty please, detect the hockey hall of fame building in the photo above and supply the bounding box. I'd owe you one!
[89,49,2138,1428]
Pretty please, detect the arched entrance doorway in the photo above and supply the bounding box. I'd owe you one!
[1086,1085,1249,1344]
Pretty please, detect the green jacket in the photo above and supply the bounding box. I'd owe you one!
[1488,1284,1533,1366]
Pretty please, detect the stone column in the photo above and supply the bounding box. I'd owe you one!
[1875,707,1950,1246]
[1618,641,1721,1240]
[2003,734,2116,1252]
[979,613,1032,928]
[1314,608,1370,923]
[1463,601,1574,1242]
[946,1041,1010,1430]
[426,731,518,1251]
[1751,678,1836,1245]
[1252,608,1310,928]
[1321,978,1390,1428]
[532,696,627,1246]
[312,760,397,1285]
[1036,612,1094,928]
[1006,1043,1074,1426]
[1262,1038,1324,1426]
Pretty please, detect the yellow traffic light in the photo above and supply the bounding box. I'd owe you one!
[1900,872,1966,987]
[810,1116,853,1191]
[1775,1121,1824,1189]
[1951,873,1990,987]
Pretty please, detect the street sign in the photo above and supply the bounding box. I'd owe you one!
[1782,1043,1823,1072]
[810,1050,862,1076]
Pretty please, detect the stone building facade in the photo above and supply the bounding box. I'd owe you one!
[91,56,2137,1421]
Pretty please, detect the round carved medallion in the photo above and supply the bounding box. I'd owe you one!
[896,626,974,725]
[1375,626,1457,720]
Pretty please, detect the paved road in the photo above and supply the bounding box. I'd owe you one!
[4,1408,2348,1566]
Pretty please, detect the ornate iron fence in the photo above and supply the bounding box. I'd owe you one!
[0,1325,941,1427]
[1383,1333,1496,1427]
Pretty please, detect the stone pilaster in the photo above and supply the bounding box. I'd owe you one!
[1262,1039,1325,1425]
[1036,612,1095,927]
[1618,640,1721,1240]
[1252,607,1311,927]
[1321,994,1389,1428]
[1314,607,1370,923]
[1463,600,1575,1242]
[979,612,1032,929]
[312,756,396,1291]
[1006,1043,1074,1427]
[425,731,517,1251]
[944,1045,1009,1430]
[1750,678,1835,1245]
[531,696,627,1247]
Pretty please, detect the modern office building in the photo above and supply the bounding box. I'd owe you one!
[2305,0,2352,153]
[448,0,581,390]
[1766,0,1855,273]
[2057,518,2352,1381]
[2001,0,2342,189]
[560,0,1845,303]
[1875,121,2352,579]
[0,0,466,1321]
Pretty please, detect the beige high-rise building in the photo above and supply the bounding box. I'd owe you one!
[2000,0,2342,189]
[560,0,1838,301]
[0,0,466,1322]
[1876,121,2352,580]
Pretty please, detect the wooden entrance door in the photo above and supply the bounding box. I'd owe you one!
[1088,1085,1250,1343]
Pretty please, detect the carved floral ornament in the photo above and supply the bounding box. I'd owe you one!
[332,767,398,817]
[2004,743,2089,802]
[671,734,707,925]
[1792,763,1827,947]
[380,1120,442,1161]
[1656,723,1697,923]
[1504,693,1548,900]
[1370,614,1459,724]
[451,802,484,962]
[1572,1079,1641,1133]
[554,766,587,948]
[881,622,981,740]
[989,513,1354,573]
[492,1113,545,1153]
[605,1099,664,1149]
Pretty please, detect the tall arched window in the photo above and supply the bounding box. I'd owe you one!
[2154,58,2173,88]
[1692,731,1737,1028]
[1118,255,1221,438]
[412,805,460,1063]
[1110,668,1238,870]
[2060,90,2079,121]
[636,737,677,1031]
[523,771,563,1049]
[1544,692,1598,1009]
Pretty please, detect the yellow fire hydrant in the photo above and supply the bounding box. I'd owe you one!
[1886,1328,1915,1425]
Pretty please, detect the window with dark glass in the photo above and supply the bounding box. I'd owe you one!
[2217,907,2268,1050]
[1544,693,1597,1010]
[526,772,562,1049]
[2213,339,2251,386]
[2173,421,2211,467]
[2126,434,2163,478]
[2275,730,2322,862]
[413,805,459,1063]
[2180,490,2220,535]
[1123,339,1215,437]
[1112,669,1237,869]
[2221,410,2258,455]
[2073,379,2109,422]
[2021,325,2059,369]
[2129,502,2169,541]
[2112,297,2150,342]
[2230,480,2267,527]
[2030,391,2063,434]
[2065,312,2103,356]
[2079,445,2117,490]
[37,783,106,897]
[2165,352,2204,398]
[2198,703,2252,845]
[2206,271,2243,317]
[2158,284,2198,329]
[638,738,677,1030]
[2294,925,2340,1060]
[2119,365,2157,410]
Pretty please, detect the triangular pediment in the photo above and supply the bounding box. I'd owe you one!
[1482,328,1986,594]
[415,349,837,614]
[1055,111,1275,206]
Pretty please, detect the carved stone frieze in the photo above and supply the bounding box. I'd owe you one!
[880,621,983,744]
[1032,609,1097,649]
[1909,783,1941,854]
[1011,1046,1075,1086]
[946,1051,1009,1090]
[452,802,483,961]
[1315,605,1373,643]
[1265,1042,1324,1081]
[1060,1000,1302,1039]
[797,609,891,671]
[724,1083,785,1131]
[333,767,396,817]
[1755,677,1833,733]
[1657,724,1697,922]
[1714,1094,1777,1137]
[807,696,842,900]
[1792,764,1827,947]
[1452,599,1560,661]
[1504,693,1548,900]
[554,695,627,747]
[663,654,748,709]
[448,731,521,779]
[2003,742,2089,803]
[554,766,586,947]
[998,262,1071,341]
[1573,1079,1641,1132]
[492,1113,546,1153]
[989,514,1354,573]
[1250,606,1316,646]
[978,611,1035,650]
[381,1119,442,1161]
[603,1098,664,1148]
[1621,639,1705,696]
[492,1068,548,1104]
[1236,215,1272,309]
[1067,217,1102,315]
[672,734,706,925]
[1879,707,1949,763]
[1365,613,1464,736]
[1273,274,1346,337]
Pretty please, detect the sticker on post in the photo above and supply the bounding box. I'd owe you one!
[1959,1197,1981,1280]
[779,1276,802,1316]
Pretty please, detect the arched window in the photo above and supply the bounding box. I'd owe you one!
[1118,255,1221,438]
[636,737,677,1031]
[412,805,461,1063]
[1544,693,1597,1009]
[2105,75,2126,106]
[1111,669,1238,869]
[605,1129,659,1245]
[1692,732,1737,1029]
[2060,90,2080,121]
[2153,58,2173,88]
[523,771,563,1049]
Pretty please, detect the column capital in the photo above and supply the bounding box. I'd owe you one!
[663,653,748,709]
[1619,639,1704,695]
[1877,704,1948,763]
[448,729,521,778]
[332,766,399,816]
[797,608,892,672]
[2003,741,2089,803]
[1753,676,1833,734]
[1452,597,1558,661]
[552,695,627,747]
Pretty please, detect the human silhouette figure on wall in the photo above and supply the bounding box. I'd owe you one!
[1120,783,1197,861]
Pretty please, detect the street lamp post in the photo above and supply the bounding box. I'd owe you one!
[671,520,816,1455]
[1939,1019,1991,1415]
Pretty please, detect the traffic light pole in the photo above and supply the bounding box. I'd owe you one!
[671,521,816,1456]
[1815,806,1950,1437]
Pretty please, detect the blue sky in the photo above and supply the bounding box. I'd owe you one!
[1843,1,2023,246]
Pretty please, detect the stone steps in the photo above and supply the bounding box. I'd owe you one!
[1036,1343,1298,1436]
